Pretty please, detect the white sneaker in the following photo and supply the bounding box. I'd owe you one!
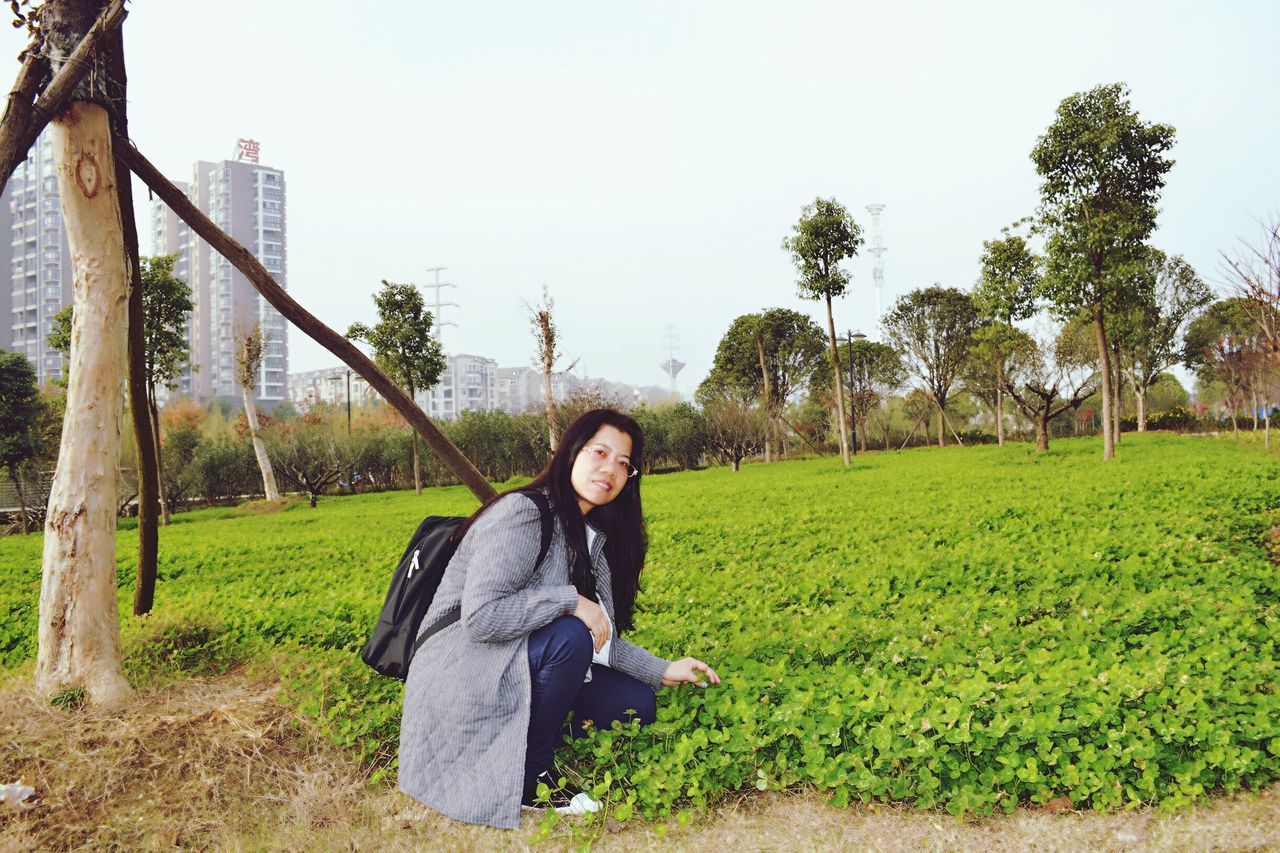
[521,771,602,815]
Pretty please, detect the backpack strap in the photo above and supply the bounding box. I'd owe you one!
[413,490,555,654]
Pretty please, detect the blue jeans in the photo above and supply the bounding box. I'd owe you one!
[524,615,657,795]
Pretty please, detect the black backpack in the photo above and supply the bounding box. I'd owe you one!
[361,490,554,680]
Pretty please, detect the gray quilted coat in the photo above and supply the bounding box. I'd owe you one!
[398,491,671,829]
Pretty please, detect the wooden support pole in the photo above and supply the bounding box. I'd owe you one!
[0,0,126,191]
[117,141,498,503]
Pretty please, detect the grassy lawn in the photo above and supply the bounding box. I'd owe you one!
[3,433,1279,844]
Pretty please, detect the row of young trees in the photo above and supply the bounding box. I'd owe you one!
[751,83,1280,458]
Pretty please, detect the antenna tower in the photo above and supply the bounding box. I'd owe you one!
[659,325,685,397]
[865,204,887,324]
[423,266,458,348]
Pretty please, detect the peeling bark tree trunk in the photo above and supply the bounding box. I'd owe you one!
[37,99,133,706]
[242,387,279,500]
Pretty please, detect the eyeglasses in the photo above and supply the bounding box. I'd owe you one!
[580,443,639,478]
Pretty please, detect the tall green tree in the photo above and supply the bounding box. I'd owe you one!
[961,322,1029,444]
[883,287,980,447]
[837,338,904,453]
[347,280,446,495]
[783,197,863,466]
[48,255,194,526]
[1117,250,1211,431]
[0,351,45,533]
[1031,82,1176,460]
[973,232,1041,445]
[1184,299,1265,439]
[140,254,193,525]
[708,309,825,461]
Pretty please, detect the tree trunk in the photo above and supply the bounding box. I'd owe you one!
[149,395,169,525]
[1135,383,1148,432]
[542,366,557,452]
[411,431,422,495]
[936,400,945,448]
[242,386,279,500]
[1265,400,1271,450]
[110,38,159,616]
[823,296,850,466]
[756,337,772,463]
[1251,392,1259,430]
[36,99,132,707]
[995,362,1005,446]
[1111,344,1122,445]
[1092,311,1115,460]
[124,201,158,616]
[1035,417,1050,452]
[731,456,741,472]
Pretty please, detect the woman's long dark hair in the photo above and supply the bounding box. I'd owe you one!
[454,408,648,633]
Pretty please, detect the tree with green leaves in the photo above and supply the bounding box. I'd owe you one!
[1031,82,1175,460]
[48,254,194,526]
[140,254,193,525]
[973,231,1041,445]
[236,323,281,501]
[837,338,904,453]
[1184,299,1266,439]
[1002,321,1100,452]
[883,286,980,447]
[1116,250,1211,431]
[783,197,863,466]
[696,380,766,472]
[962,323,1029,445]
[707,309,826,462]
[266,417,357,508]
[46,304,72,386]
[347,280,446,495]
[0,351,45,533]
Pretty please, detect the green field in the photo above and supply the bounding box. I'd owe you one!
[3,433,1279,820]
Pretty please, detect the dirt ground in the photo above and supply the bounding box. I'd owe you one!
[2,669,1277,852]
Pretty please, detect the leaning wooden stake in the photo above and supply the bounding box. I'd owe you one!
[117,141,497,503]
[36,99,132,706]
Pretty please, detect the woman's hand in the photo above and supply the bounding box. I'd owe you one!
[573,595,611,653]
[661,657,721,688]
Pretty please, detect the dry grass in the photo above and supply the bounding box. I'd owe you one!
[2,668,1278,851]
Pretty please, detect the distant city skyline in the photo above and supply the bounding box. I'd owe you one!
[1,3,1275,395]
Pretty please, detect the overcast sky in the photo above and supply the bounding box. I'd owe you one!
[6,1,1277,393]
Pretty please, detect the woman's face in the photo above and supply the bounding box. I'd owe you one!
[570,424,634,515]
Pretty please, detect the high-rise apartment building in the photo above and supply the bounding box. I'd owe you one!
[152,139,288,403]
[420,354,498,420]
[6,128,72,385]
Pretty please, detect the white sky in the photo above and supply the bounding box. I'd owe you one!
[6,1,1277,393]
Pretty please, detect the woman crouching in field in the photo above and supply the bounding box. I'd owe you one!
[398,408,720,828]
